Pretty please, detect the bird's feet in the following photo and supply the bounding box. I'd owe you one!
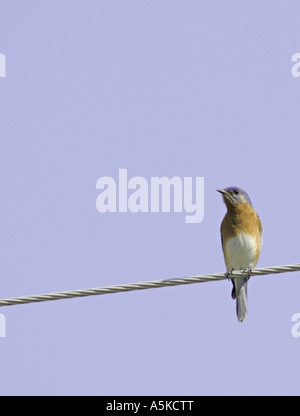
[225,269,233,281]
[242,268,252,281]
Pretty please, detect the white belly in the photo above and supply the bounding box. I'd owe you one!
[225,232,258,270]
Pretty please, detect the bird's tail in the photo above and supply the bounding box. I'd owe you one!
[232,278,248,322]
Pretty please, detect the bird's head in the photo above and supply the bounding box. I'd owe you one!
[217,186,252,207]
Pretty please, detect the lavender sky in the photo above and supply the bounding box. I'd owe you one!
[1,1,300,395]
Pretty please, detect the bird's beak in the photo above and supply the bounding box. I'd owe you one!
[217,189,227,196]
[217,189,231,201]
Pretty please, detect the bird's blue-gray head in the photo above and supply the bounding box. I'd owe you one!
[217,186,252,206]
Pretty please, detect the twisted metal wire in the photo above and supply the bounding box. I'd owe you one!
[0,263,299,307]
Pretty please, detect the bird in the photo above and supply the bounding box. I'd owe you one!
[217,187,263,322]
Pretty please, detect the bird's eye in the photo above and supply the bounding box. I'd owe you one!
[234,189,239,195]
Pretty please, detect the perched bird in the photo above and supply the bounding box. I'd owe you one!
[217,187,263,322]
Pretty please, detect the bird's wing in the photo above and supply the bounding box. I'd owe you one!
[257,214,263,236]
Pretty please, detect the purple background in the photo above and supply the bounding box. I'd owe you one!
[1,1,300,395]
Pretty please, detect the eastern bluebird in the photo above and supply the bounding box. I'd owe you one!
[217,187,263,322]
